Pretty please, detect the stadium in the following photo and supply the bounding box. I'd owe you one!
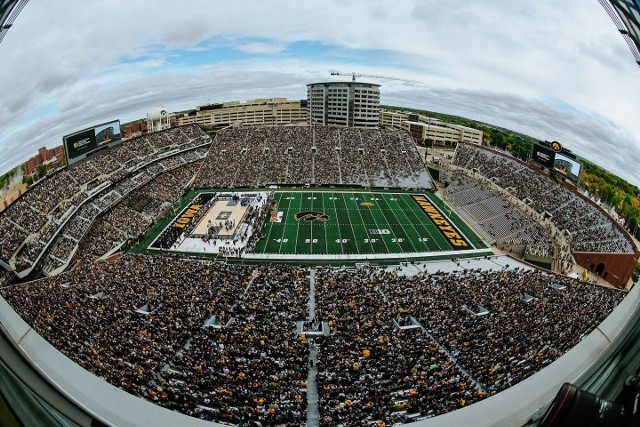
[0,117,638,427]
[2,2,640,427]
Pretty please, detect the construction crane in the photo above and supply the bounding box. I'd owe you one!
[330,71,419,83]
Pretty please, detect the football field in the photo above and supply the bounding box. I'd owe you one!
[252,190,487,257]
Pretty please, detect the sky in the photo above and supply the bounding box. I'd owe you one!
[1,0,639,186]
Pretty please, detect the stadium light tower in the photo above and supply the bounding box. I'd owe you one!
[0,0,29,44]
[330,70,419,83]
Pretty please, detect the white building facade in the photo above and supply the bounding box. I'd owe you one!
[380,110,483,146]
[146,109,171,133]
[307,82,380,128]
[175,98,307,128]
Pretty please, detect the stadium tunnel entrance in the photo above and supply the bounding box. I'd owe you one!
[595,262,606,276]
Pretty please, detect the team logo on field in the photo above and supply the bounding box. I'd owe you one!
[294,211,330,222]
[360,201,375,207]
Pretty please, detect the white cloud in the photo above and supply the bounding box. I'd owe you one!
[384,87,640,185]
[0,0,639,187]
[234,41,286,54]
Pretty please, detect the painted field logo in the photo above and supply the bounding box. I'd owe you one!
[360,201,375,207]
[411,195,472,250]
[294,211,330,222]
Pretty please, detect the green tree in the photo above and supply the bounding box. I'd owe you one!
[37,164,47,179]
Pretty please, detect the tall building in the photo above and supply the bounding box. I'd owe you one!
[307,82,380,127]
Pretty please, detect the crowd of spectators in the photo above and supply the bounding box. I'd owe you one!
[180,124,210,142]
[312,127,341,185]
[73,163,201,265]
[243,194,274,253]
[135,163,202,214]
[0,257,624,425]
[152,192,217,250]
[572,238,633,254]
[0,125,210,270]
[153,191,272,256]
[93,190,122,212]
[62,216,92,242]
[0,123,635,427]
[0,219,27,261]
[46,235,77,268]
[394,131,431,186]
[38,219,60,247]
[0,268,12,286]
[47,150,204,273]
[314,265,624,425]
[1,255,310,426]
[71,220,127,266]
[50,199,77,225]
[6,198,48,235]
[452,144,634,254]
[445,174,553,249]
[76,202,101,222]
[315,268,481,426]
[193,126,431,190]
[13,237,44,272]
[524,243,555,259]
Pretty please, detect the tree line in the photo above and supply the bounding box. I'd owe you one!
[0,165,24,191]
[383,105,640,243]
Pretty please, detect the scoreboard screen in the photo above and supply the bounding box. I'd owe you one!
[63,120,122,166]
[554,152,582,186]
[531,143,555,169]
[531,141,582,186]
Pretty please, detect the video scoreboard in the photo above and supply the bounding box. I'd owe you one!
[531,140,582,186]
[63,120,122,166]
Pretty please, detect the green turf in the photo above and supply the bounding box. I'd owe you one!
[253,191,486,256]
[132,188,491,263]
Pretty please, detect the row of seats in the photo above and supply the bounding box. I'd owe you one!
[38,149,208,275]
[0,257,624,426]
[0,125,208,266]
[193,126,432,190]
[445,174,552,248]
[452,144,634,254]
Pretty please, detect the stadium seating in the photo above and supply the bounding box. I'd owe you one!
[0,125,210,273]
[72,163,200,265]
[445,174,552,248]
[0,268,13,286]
[0,125,634,426]
[0,256,624,426]
[193,127,432,190]
[452,144,634,254]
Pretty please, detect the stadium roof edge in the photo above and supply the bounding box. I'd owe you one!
[599,0,640,67]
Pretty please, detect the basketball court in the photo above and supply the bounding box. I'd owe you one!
[191,197,250,237]
[149,191,271,256]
